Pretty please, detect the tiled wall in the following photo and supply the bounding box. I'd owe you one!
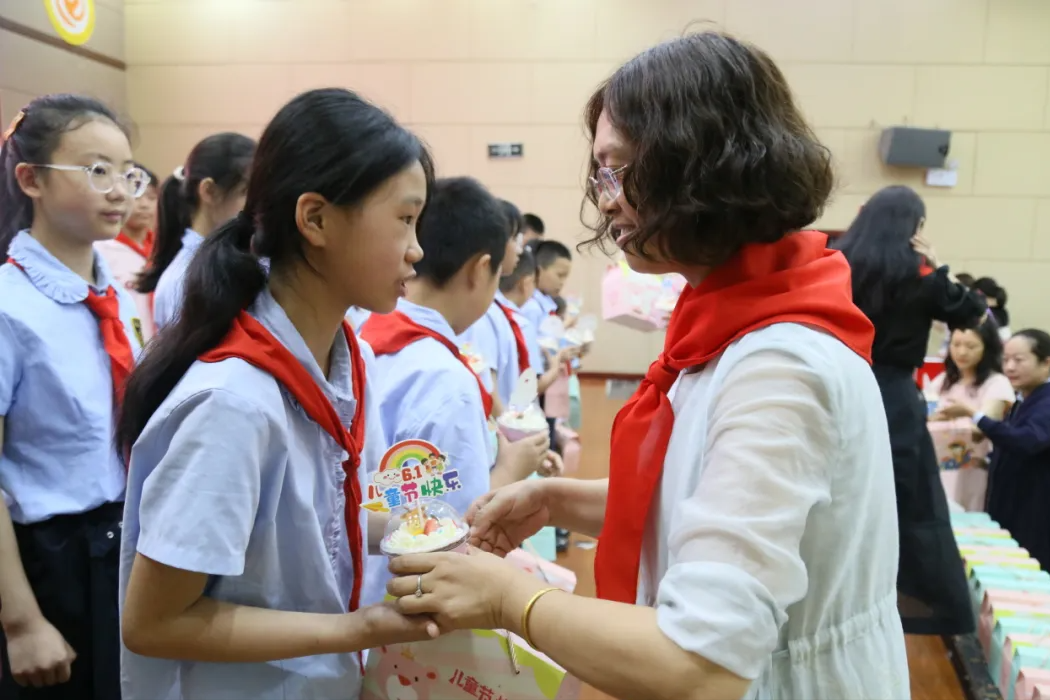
[0,0,126,124]
[120,0,1050,374]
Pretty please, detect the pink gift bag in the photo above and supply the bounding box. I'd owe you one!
[543,374,570,420]
[981,593,1050,652]
[505,547,577,594]
[600,263,683,332]
[1034,683,1050,699]
[1017,669,1050,700]
[1003,635,1050,692]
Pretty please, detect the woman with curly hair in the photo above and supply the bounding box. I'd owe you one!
[378,31,909,700]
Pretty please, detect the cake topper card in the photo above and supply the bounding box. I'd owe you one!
[508,370,539,411]
[364,439,463,513]
[538,315,565,340]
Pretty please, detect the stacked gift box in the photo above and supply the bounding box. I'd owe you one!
[953,511,1050,700]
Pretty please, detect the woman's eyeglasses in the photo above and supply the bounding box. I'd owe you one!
[30,162,151,198]
[588,165,628,202]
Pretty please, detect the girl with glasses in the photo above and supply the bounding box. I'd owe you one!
[0,93,148,699]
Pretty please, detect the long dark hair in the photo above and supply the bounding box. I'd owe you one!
[0,94,123,256]
[832,185,926,319]
[973,277,1010,328]
[136,132,255,293]
[118,89,433,451]
[942,316,1003,393]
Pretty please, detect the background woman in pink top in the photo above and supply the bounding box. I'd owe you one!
[95,163,158,343]
[928,316,1015,510]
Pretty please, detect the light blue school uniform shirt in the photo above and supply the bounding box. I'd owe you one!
[503,295,544,379]
[363,299,494,606]
[152,228,203,330]
[119,289,384,700]
[0,231,144,524]
[457,300,512,401]
[521,289,556,333]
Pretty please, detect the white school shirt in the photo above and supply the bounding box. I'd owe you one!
[0,230,144,524]
[119,289,384,700]
[363,299,494,606]
[504,295,544,378]
[346,306,372,333]
[639,323,909,699]
[152,228,203,330]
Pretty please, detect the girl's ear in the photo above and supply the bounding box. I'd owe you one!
[13,163,43,199]
[197,177,216,206]
[293,192,329,249]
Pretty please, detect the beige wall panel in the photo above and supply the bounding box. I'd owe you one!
[409,62,531,125]
[286,63,412,123]
[1,88,36,124]
[127,65,292,127]
[985,0,1050,65]
[725,0,854,62]
[914,67,1049,132]
[1032,200,1050,261]
[784,64,915,129]
[125,1,238,66]
[341,0,472,62]
[854,0,987,64]
[923,197,1036,261]
[132,124,264,176]
[962,260,1050,332]
[974,133,1050,197]
[529,62,614,127]
[467,0,599,62]
[407,124,473,177]
[0,31,125,111]
[592,0,727,63]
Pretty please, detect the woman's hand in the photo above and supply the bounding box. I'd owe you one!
[911,232,938,268]
[5,616,76,687]
[467,479,553,555]
[939,403,975,419]
[387,549,542,632]
[358,602,441,646]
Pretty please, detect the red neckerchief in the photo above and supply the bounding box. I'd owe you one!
[198,312,367,641]
[593,231,874,604]
[6,257,135,412]
[494,301,531,376]
[361,310,494,417]
[116,230,155,260]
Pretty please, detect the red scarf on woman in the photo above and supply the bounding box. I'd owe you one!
[593,230,875,604]
[199,313,367,618]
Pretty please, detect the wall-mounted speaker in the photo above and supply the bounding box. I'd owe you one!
[878,127,951,169]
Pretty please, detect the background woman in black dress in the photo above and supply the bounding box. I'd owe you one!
[834,185,985,635]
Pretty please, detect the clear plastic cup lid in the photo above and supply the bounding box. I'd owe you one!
[379,498,468,556]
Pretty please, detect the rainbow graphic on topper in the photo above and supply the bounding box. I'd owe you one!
[379,439,443,476]
[365,439,462,513]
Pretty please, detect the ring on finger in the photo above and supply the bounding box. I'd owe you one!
[415,574,424,598]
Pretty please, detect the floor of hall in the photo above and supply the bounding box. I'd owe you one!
[555,377,965,700]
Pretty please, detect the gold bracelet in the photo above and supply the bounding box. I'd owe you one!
[521,586,561,649]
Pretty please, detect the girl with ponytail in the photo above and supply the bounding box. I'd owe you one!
[138,132,255,330]
[116,88,436,699]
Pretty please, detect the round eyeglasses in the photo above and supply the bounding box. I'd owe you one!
[30,162,151,198]
[588,165,628,202]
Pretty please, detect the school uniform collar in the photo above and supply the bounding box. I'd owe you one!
[496,290,521,312]
[248,288,354,405]
[181,228,204,253]
[7,229,119,304]
[396,298,458,344]
[532,289,556,313]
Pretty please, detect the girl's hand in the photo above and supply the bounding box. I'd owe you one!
[5,616,76,687]
[387,549,542,632]
[911,233,938,268]
[358,602,440,647]
[467,479,553,556]
[496,431,549,481]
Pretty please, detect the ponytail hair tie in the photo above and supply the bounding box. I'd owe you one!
[172,165,186,181]
[2,110,26,143]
